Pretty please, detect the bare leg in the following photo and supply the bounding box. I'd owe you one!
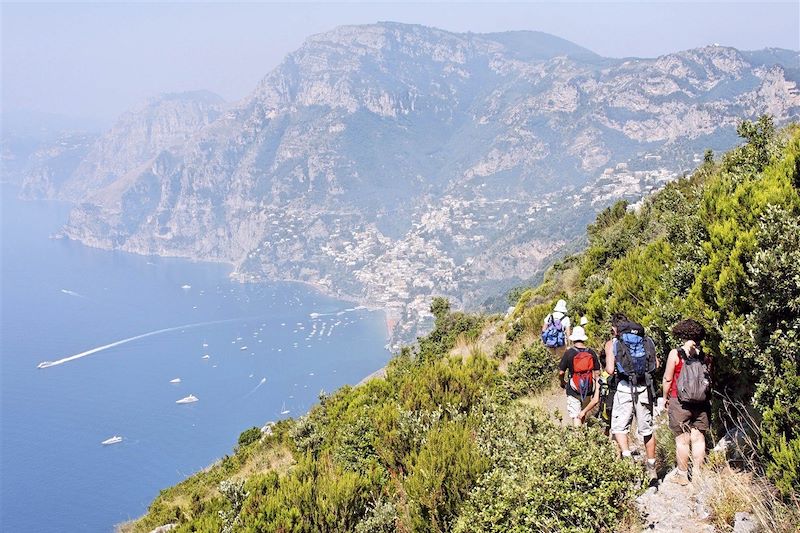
[675,432,691,472]
[690,428,706,475]
[644,433,656,460]
[614,432,629,456]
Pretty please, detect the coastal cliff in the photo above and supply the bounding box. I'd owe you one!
[37,23,798,345]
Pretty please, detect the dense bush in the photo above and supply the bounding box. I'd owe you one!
[237,426,262,449]
[402,419,489,532]
[505,343,557,397]
[455,403,642,532]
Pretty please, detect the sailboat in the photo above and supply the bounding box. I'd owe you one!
[280,402,290,415]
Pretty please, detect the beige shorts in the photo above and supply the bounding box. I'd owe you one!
[610,383,653,437]
[567,395,591,419]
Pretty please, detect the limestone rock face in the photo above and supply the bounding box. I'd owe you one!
[18,132,97,199]
[54,23,800,343]
[20,91,224,201]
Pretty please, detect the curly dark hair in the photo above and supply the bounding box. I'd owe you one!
[610,313,629,328]
[671,319,706,342]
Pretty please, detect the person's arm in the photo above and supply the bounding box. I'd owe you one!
[604,340,616,375]
[558,351,569,388]
[580,368,602,419]
[662,349,678,405]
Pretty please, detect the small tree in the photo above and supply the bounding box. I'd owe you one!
[237,426,261,449]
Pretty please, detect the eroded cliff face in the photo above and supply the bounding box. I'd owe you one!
[19,91,225,202]
[18,132,97,199]
[56,23,800,343]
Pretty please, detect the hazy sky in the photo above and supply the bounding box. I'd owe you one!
[2,1,798,123]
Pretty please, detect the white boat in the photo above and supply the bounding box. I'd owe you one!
[181,284,191,289]
[280,402,290,415]
[176,394,198,404]
[240,346,248,351]
[170,378,181,383]
[37,361,53,369]
[202,354,210,359]
[101,435,123,445]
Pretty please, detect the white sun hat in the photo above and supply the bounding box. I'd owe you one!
[569,326,588,342]
[580,316,588,326]
[554,299,568,314]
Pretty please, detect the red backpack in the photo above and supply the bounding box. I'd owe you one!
[571,350,595,401]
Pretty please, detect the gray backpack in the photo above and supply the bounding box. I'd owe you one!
[676,348,710,403]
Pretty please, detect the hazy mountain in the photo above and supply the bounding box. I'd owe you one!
[54,23,799,342]
[15,91,225,200]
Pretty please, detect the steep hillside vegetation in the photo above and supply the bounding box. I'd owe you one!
[504,116,799,499]
[124,117,799,532]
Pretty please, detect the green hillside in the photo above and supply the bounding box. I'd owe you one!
[123,117,799,532]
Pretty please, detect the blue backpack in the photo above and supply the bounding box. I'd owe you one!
[541,315,566,348]
[614,321,656,385]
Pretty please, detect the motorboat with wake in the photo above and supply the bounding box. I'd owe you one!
[101,435,123,445]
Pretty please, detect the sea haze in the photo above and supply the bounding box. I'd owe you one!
[0,185,391,532]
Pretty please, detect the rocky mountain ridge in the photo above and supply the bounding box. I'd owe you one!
[23,23,800,344]
[17,90,225,200]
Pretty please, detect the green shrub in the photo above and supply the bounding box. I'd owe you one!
[505,344,557,397]
[402,420,489,533]
[237,426,262,450]
[493,342,510,360]
[455,403,642,533]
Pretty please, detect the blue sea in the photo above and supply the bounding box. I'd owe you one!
[0,186,391,532]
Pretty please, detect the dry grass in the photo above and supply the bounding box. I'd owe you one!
[700,465,800,532]
[231,445,294,483]
[449,317,506,363]
[696,394,800,532]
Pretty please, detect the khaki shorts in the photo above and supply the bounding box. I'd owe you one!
[668,398,710,435]
[610,383,653,437]
[567,395,591,419]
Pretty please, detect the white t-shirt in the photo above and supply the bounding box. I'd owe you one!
[543,312,571,332]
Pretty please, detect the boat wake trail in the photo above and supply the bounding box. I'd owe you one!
[37,318,250,369]
[243,377,267,398]
[60,289,89,299]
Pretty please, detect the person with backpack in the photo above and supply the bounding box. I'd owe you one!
[558,326,601,427]
[598,314,626,435]
[605,316,659,478]
[662,319,710,486]
[541,299,571,358]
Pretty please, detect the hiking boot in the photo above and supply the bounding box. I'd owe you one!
[645,460,657,481]
[669,469,690,486]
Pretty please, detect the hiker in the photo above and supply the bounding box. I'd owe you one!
[598,314,626,434]
[541,299,571,358]
[558,326,600,427]
[662,319,710,486]
[605,315,659,478]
